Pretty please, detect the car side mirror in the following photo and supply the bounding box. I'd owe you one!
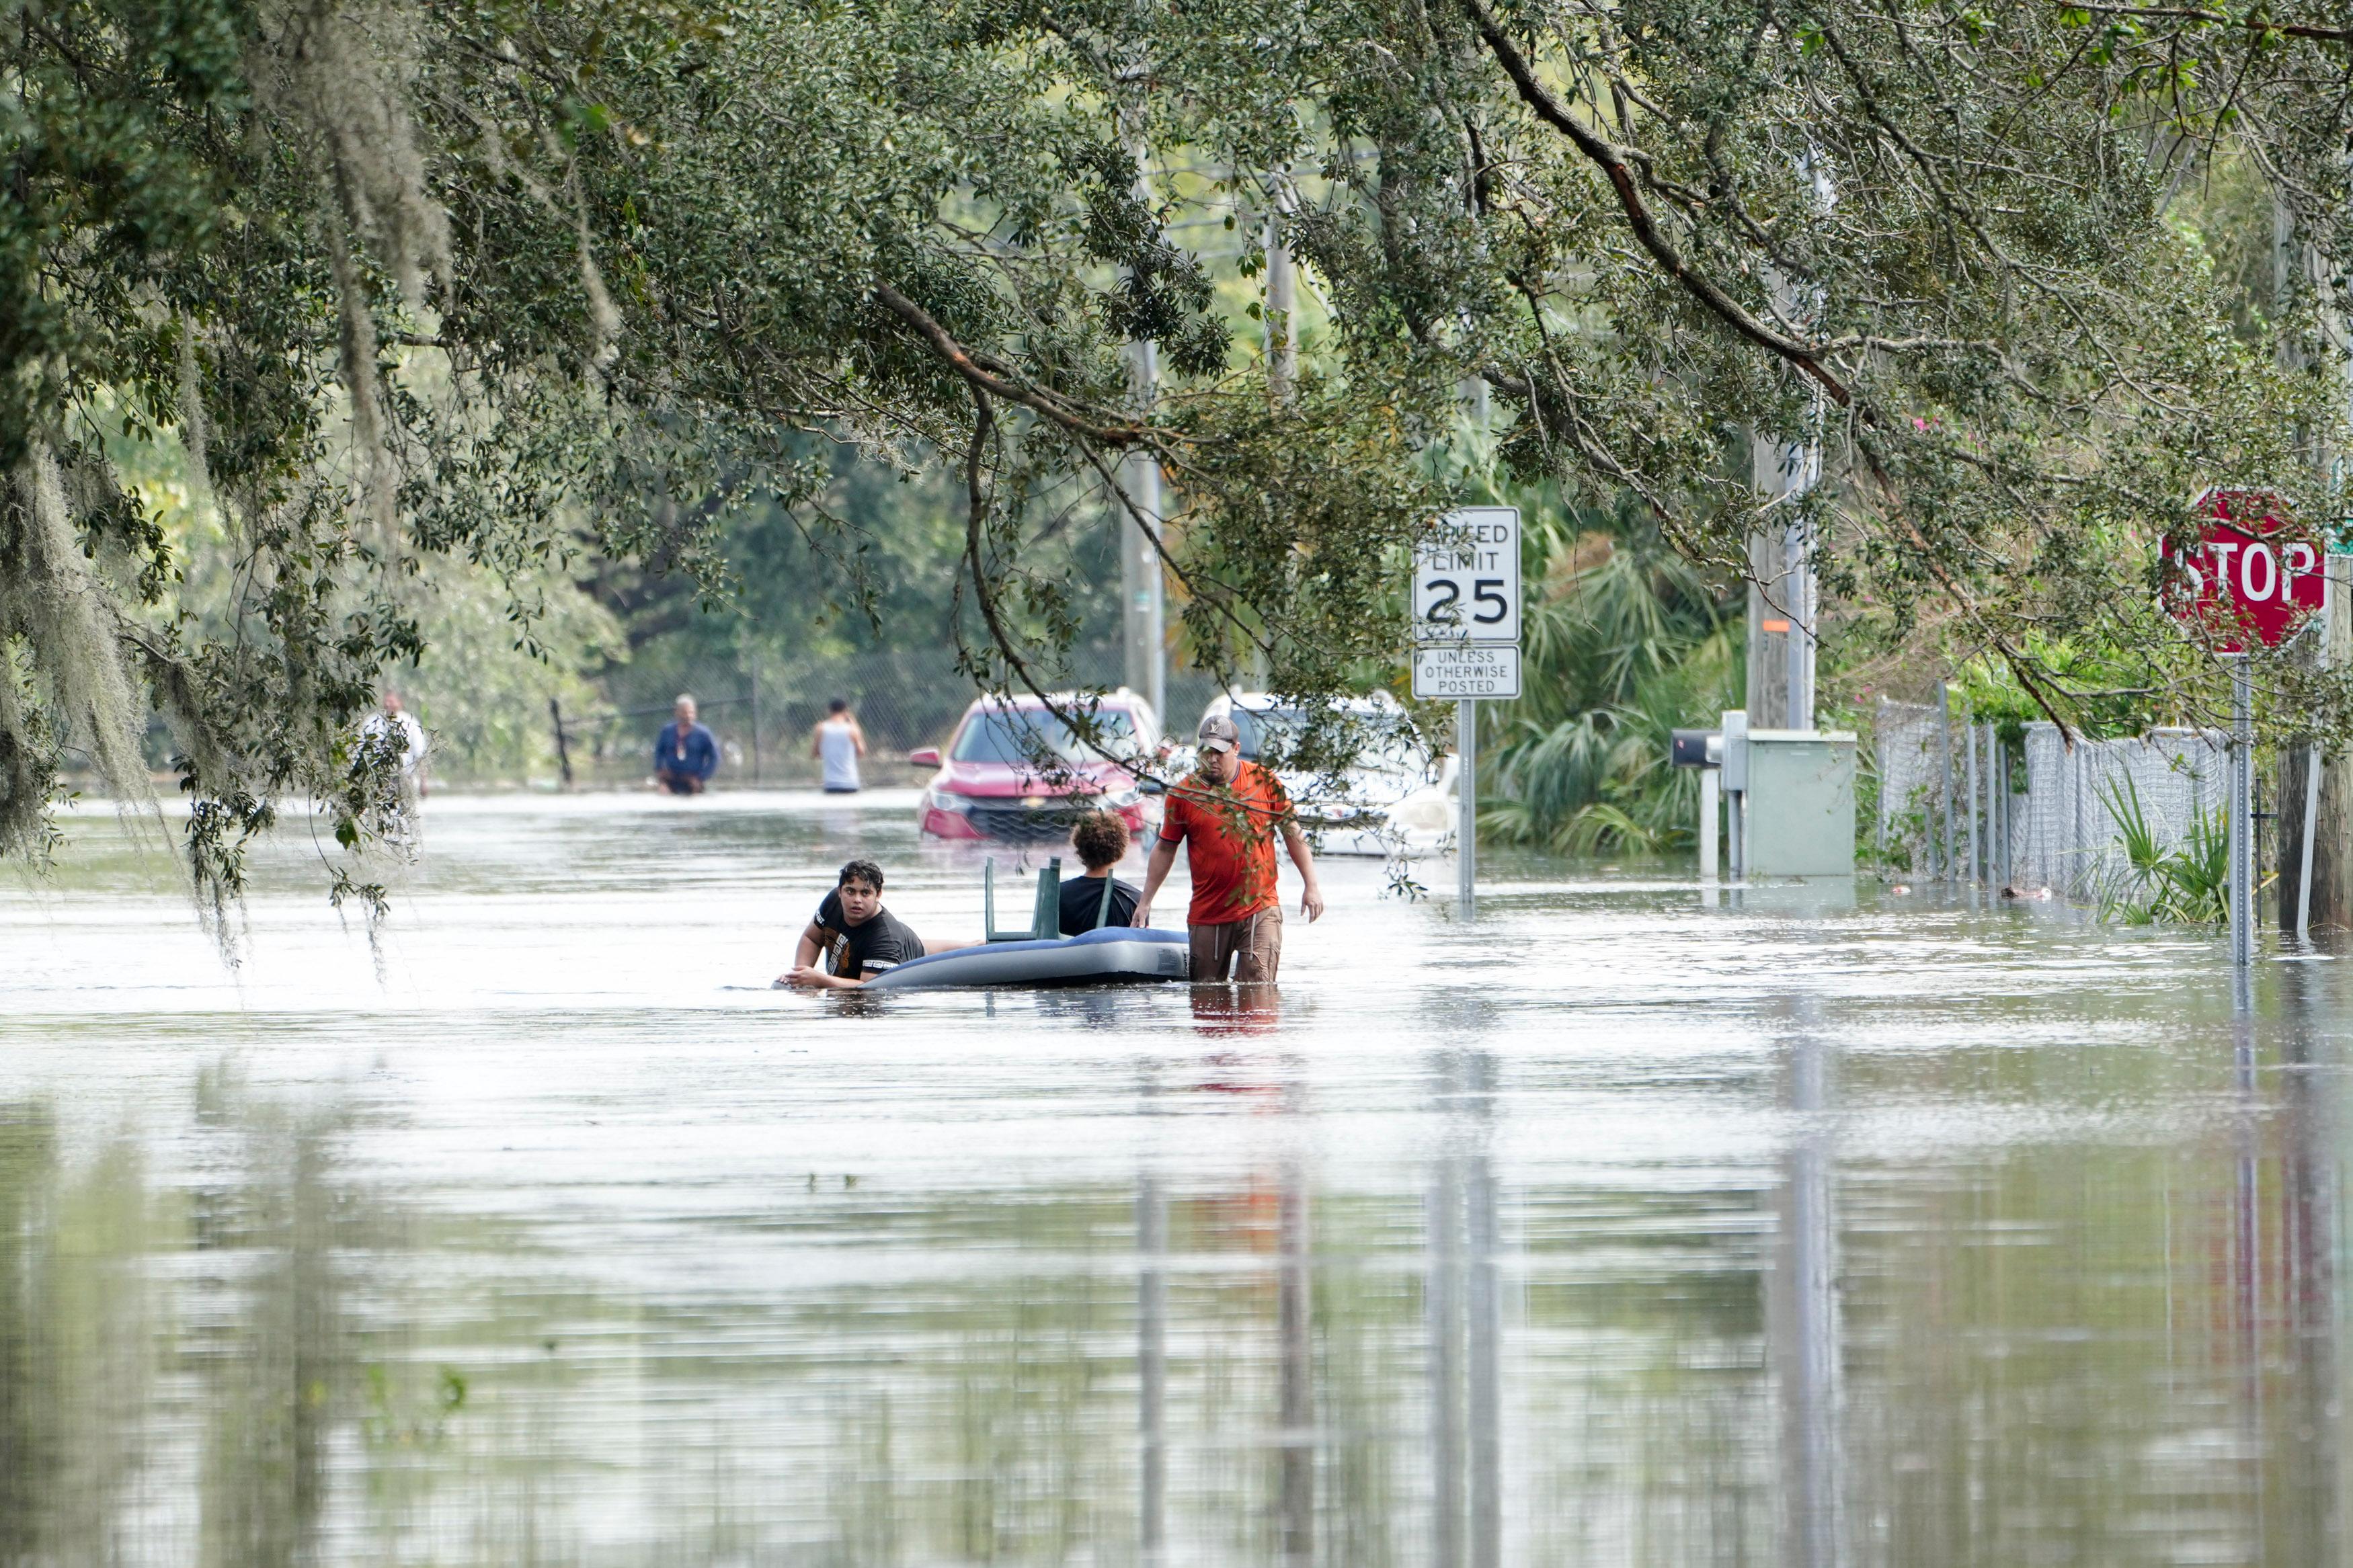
[908,747,942,767]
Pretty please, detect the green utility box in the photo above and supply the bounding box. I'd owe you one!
[1745,730,1856,878]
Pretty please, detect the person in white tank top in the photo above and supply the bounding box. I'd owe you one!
[812,698,866,792]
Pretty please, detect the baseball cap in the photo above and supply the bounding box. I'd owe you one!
[1197,714,1241,753]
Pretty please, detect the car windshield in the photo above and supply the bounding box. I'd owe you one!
[952,708,1135,764]
[1236,706,1422,778]
[1232,708,1305,761]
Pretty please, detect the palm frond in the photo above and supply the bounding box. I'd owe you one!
[1488,517,1741,858]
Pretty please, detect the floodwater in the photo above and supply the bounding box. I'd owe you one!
[1,791,2348,1567]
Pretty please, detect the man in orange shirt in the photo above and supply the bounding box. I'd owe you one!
[1135,714,1326,982]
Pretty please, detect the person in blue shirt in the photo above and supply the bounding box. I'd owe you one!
[653,693,719,794]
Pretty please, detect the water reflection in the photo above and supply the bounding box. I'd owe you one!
[1278,1104,1314,1567]
[0,1073,374,1568]
[1767,999,1841,1568]
[3,1017,2348,1567]
[1427,1050,1501,1568]
[1136,1157,1168,1561]
[7,802,2353,1565]
[1191,979,1284,1038]
[2265,963,2342,1561]
[2235,967,2265,1540]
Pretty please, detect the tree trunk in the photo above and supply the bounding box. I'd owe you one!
[2280,742,2310,931]
[2312,752,2353,933]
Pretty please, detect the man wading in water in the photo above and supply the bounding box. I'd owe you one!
[780,860,973,989]
[653,694,719,794]
[1135,714,1325,981]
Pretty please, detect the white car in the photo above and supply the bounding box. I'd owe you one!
[1197,692,1458,858]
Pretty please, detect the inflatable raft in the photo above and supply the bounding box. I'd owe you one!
[865,924,1189,991]
[861,854,1189,993]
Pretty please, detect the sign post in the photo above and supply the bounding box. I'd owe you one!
[2161,487,2324,965]
[1458,697,1477,916]
[1671,728,1724,890]
[1412,506,1521,919]
[2230,656,2254,967]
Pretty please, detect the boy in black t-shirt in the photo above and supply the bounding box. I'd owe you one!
[1060,811,1143,934]
[781,860,930,988]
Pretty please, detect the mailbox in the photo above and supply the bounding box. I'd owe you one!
[1670,729,1721,769]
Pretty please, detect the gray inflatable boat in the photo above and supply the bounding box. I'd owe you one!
[862,856,1189,993]
[865,925,1189,990]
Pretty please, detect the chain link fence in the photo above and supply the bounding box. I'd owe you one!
[2014,725,2227,901]
[547,645,1234,789]
[1875,695,2228,899]
[1873,697,1945,872]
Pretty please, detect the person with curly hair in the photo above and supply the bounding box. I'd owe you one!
[1060,810,1142,934]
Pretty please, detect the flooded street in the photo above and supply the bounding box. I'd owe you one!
[3,792,2347,1566]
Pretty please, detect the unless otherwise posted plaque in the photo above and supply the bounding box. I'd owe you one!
[1412,644,1522,700]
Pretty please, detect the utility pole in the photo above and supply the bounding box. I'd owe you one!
[1456,337,1493,922]
[1248,212,1296,694]
[2323,196,2353,927]
[1117,128,1166,717]
[1747,233,1823,732]
[2231,656,2256,966]
[1266,212,1298,396]
[2316,558,2353,930]
[1119,339,1166,717]
[1747,431,1819,731]
[2275,192,2352,930]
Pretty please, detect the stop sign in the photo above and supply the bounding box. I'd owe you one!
[2161,487,2323,652]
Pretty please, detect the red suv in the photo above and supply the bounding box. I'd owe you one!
[911,690,1165,842]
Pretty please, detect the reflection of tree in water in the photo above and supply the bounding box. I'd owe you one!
[0,1069,380,1568]
[2254,965,2342,1561]
[189,1063,361,1568]
[8,997,2342,1567]
[1824,975,2350,1568]
[0,1106,63,1565]
[0,1106,154,1567]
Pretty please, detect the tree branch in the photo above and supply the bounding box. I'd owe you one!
[2060,2,2353,43]
[873,282,1146,446]
[959,388,1178,783]
[1460,0,1854,406]
[1849,428,2080,739]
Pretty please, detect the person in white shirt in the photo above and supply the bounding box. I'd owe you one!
[811,698,866,793]
[362,690,429,798]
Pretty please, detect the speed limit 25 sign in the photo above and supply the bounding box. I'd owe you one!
[2161,487,2324,653]
[1412,507,1520,646]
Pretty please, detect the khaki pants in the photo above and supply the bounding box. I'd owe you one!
[1189,905,1283,983]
